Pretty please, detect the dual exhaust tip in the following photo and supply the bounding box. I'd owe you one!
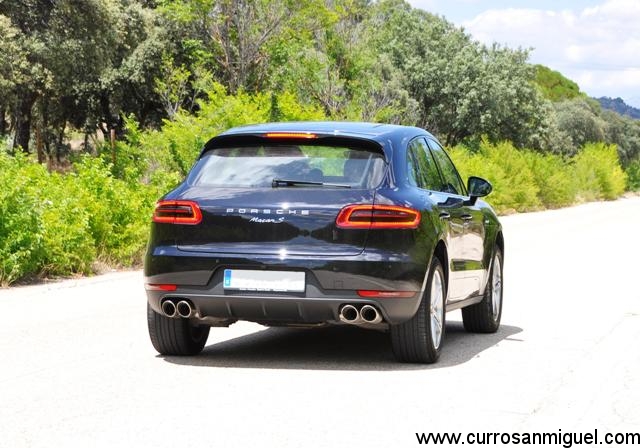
[161,299,194,318]
[339,304,383,325]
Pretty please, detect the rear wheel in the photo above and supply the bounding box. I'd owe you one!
[462,247,503,333]
[390,257,445,364]
[147,303,210,355]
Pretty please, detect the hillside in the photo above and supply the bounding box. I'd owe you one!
[597,97,640,120]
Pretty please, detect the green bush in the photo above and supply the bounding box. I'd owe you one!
[573,143,627,200]
[37,172,96,276]
[625,159,640,191]
[0,152,157,285]
[0,153,46,284]
[527,152,577,208]
[450,140,627,213]
[450,141,541,213]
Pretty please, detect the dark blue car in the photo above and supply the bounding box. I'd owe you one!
[144,122,504,363]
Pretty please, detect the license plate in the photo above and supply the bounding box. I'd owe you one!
[223,269,305,292]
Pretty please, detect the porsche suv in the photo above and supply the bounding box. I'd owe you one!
[144,122,504,363]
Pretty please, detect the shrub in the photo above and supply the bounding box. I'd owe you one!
[527,152,577,208]
[37,172,96,276]
[573,143,627,200]
[450,141,541,213]
[0,152,157,285]
[0,153,45,285]
[73,156,156,265]
[450,140,627,213]
[623,158,640,191]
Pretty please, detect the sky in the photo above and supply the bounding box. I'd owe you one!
[406,0,640,108]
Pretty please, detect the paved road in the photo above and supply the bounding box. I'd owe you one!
[1,197,639,447]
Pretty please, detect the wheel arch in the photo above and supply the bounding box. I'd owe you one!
[495,230,504,260]
[433,239,449,293]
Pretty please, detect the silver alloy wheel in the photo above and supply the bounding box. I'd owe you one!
[491,254,502,319]
[430,269,445,349]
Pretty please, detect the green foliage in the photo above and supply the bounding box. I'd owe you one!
[450,141,541,213]
[0,152,157,285]
[0,0,167,154]
[527,153,577,208]
[573,143,627,201]
[450,140,627,213]
[368,3,551,148]
[534,65,584,102]
[625,159,640,191]
[0,153,46,285]
[553,99,607,154]
[73,156,156,264]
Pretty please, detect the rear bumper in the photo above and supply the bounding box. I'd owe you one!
[144,246,427,325]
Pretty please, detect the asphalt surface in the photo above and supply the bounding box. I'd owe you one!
[1,197,639,447]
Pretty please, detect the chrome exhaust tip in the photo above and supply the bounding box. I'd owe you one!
[360,305,382,324]
[176,300,193,318]
[161,300,177,318]
[339,304,360,324]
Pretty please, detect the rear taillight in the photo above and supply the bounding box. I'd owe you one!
[335,204,421,229]
[152,200,202,225]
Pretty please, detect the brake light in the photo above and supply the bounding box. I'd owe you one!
[357,290,417,298]
[336,204,421,229]
[264,132,317,139]
[152,200,202,225]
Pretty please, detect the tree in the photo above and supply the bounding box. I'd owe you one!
[368,1,551,147]
[553,99,607,153]
[0,0,167,158]
[159,0,322,94]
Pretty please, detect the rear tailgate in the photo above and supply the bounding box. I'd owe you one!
[176,188,376,256]
[172,136,387,256]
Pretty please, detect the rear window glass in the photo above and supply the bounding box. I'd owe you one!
[188,145,386,188]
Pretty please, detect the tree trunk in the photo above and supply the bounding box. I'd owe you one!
[13,92,37,153]
[36,127,46,164]
[56,123,66,163]
[0,108,7,136]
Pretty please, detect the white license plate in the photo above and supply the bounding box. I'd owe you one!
[223,269,305,292]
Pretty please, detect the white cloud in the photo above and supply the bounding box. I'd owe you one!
[461,0,640,106]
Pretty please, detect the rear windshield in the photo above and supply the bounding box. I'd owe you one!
[188,144,386,188]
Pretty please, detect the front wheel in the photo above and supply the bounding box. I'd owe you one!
[390,257,446,364]
[147,303,210,355]
[462,247,503,333]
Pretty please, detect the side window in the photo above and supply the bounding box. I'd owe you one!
[415,138,442,191]
[427,139,466,195]
[406,141,422,187]
[407,138,444,191]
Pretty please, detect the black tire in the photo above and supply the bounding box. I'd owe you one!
[390,257,446,364]
[462,246,503,333]
[147,303,210,355]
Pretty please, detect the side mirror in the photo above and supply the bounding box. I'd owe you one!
[467,176,492,204]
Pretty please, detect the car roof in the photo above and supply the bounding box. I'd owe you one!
[203,121,437,159]
[220,121,434,140]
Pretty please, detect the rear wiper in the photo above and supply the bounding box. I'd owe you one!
[272,178,351,189]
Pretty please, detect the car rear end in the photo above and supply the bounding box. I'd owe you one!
[144,128,429,328]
